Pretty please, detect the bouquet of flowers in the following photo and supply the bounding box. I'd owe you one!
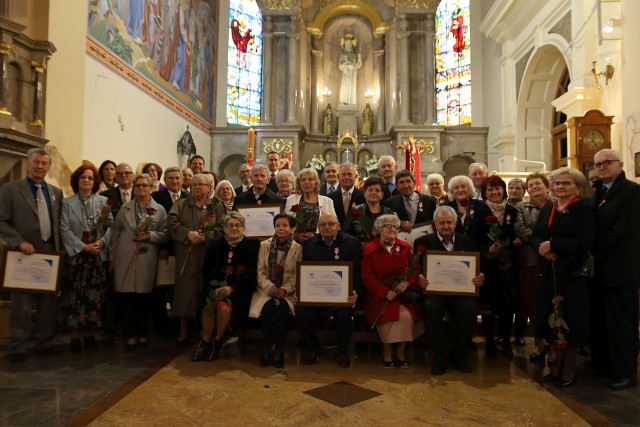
[95,205,113,241]
[290,204,308,233]
[351,208,370,242]
[305,155,327,180]
[133,207,157,254]
[485,214,513,271]
[363,155,379,178]
[205,265,234,317]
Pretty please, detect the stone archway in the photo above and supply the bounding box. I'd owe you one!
[218,154,246,189]
[442,154,473,187]
[516,44,569,170]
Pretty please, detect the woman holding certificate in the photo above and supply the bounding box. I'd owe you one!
[284,168,335,244]
[362,214,422,369]
[249,213,302,368]
[530,167,596,387]
[60,165,112,353]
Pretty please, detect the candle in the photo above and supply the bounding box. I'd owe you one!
[247,128,255,165]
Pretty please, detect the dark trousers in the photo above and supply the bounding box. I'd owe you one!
[260,300,289,348]
[423,295,478,365]
[296,306,353,354]
[9,292,57,354]
[150,286,173,335]
[117,292,151,340]
[604,286,639,378]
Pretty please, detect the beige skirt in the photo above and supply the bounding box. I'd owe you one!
[376,305,424,344]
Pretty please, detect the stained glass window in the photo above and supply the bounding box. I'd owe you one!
[435,0,471,126]
[227,0,262,126]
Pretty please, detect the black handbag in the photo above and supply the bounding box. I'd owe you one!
[571,252,594,279]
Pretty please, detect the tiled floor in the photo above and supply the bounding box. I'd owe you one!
[0,333,638,426]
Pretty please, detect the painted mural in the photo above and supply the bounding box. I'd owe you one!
[87,0,217,131]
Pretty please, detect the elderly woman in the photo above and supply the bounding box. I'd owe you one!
[249,213,302,368]
[426,173,449,206]
[446,175,491,243]
[507,178,526,207]
[142,162,165,192]
[479,175,521,359]
[111,173,169,349]
[530,167,596,386]
[515,172,552,362]
[191,212,259,361]
[284,167,335,244]
[214,180,236,213]
[98,160,117,192]
[60,164,112,352]
[168,173,226,347]
[344,176,395,243]
[276,169,296,198]
[362,214,423,368]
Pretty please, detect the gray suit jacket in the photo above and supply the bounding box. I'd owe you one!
[0,179,63,251]
[60,194,112,264]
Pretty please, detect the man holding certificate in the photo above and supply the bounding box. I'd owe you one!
[297,213,361,368]
[414,205,485,375]
[0,148,63,363]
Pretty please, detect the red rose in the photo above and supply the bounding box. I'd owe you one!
[486,215,498,224]
[351,208,361,217]
[225,265,235,275]
[146,207,156,215]
[276,264,285,274]
[107,198,116,206]
[416,245,427,254]
[459,198,469,207]
[291,204,302,213]
[101,206,111,215]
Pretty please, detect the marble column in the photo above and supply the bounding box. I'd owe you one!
[286,15,298,124]
[374,38,385,134]
[310,45,323,134]
[30,61,44,125]
[0,42,12,116]
[424,13,435,125]
[397,15,410,124]
[261,17,273,124]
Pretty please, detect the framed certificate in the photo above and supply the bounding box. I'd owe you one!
[423,250,480,296]
[296,261,353,307]
[397,221,434,246]
[235,204,283,239]
[1,249,65,294]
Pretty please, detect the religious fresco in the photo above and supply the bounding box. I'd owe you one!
[86,0,217,131]
[226,0,262,126]
[435,0,471,127]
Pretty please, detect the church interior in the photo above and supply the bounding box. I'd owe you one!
[0,0,639,425]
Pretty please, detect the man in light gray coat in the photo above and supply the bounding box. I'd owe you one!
[0,148,63,362]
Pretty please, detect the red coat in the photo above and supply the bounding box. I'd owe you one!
[361,238,420,325]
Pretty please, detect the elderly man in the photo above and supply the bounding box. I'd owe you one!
[468,162,488,200]
[590,149,640,389]
[101,163,135,219]
[328,163,365,227]
[320,161,340,195]
[235,163,253,194]
[181,167,193,195]
[188,155,205,174]
[297,213,361,367]
[233,163,285,207]
[0,148,63,362]
[266,151,280,193]
[384,170,436,233]
[414,206,484,375]
[378,155,399,201]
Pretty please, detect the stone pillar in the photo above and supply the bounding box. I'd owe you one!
[310,46,322,133]
[286,15,298,124]
[374,39,385,134]
[261,17,273,124]
[424,13,435,125]
[30,61,45,125]
[397,15,410,124]
[0,42,12,116]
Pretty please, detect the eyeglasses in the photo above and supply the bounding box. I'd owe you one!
[318,222,338,228]
[134,183,150,188]
[226,224,244,229]
[116,171,133,176]
[79,176,95,181]
[594,159,619,168]
[381,224,398,230]
[554,181,575,187]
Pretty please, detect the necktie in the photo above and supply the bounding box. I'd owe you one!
[122,191,129,203]
[36,184,51,241]
[271,173,275,180]
[343,191,351,214]
[405,196,417,224]
[328,185,335,193]
[172,192,179,204]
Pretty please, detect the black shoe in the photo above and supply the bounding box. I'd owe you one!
[338,353,351,368]
[382,360,396,369]
[138,340,149,349]
[609,378,637,390]
[191,340,212,362]
[396,359,411,369]
[431,363,447,375]
[558,375,577,387]
[70,338,82,353]
[502,343,514,360]
[452,358,472,373]
[273,351,284,368]
[9,353,26,363]
[485,341,497,358]
[514,336,526,347]
[543,374,557,382]
[259,351,271,367]
[84,336,100,350]
[529,351,545,363]
[303,350,320,365]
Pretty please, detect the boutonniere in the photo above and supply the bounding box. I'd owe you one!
[227,250,233,264]
[395,245,400,257]
[561,209,570,214]
[418,201,423,212]
[351,202,357,208]
[51,194,57,203]
[334,247,340,260]
[505,214,511,224]
[469,209,474,216]
[146,207,156,217]
[257,200,262,205]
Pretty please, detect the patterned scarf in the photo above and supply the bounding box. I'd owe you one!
[485,200,506,223]
[268,234,293,283]
[225,234,244,248]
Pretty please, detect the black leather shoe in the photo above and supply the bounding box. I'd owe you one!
[502,343,514,360]
[558,376,577,387]
[303,350,320,365]
[259,351,271,368]
[338,353,351,368]
[609,378,637,390]
[453,361,472,373]
[9,353,26,363]
[514,336,526,347]
[529,351,545,363]
[431,363,447,375]
[190,340,211,362]
[273,351,284,368]
[485,342,497,358]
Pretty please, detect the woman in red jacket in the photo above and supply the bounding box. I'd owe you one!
[362,214,423,369]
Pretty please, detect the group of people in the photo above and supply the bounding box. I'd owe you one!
[0,149,637,390]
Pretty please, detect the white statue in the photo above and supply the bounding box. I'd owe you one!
[338,35,362,105]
